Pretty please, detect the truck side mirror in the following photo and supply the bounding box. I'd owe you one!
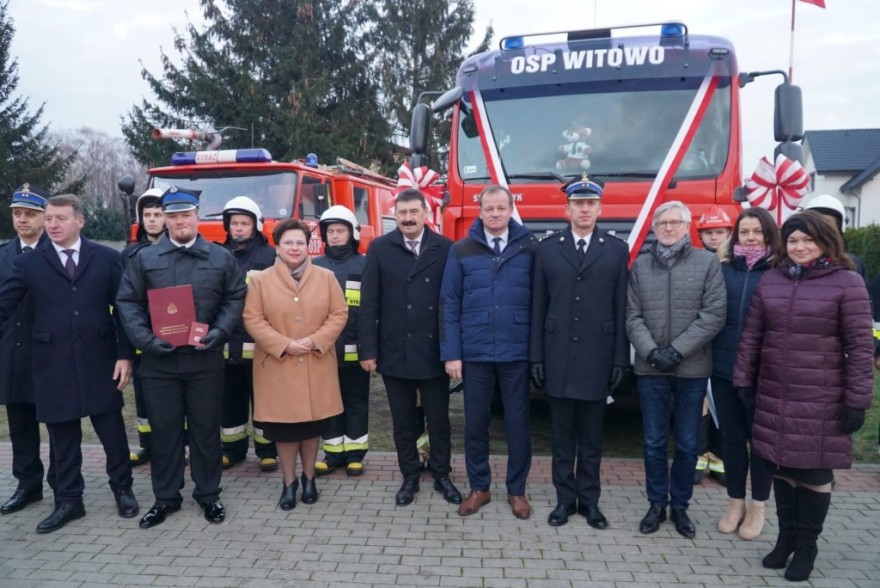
[774,83,803,142]
[410,103,431,155]
[733,186,748,203]
[775,141,805,166]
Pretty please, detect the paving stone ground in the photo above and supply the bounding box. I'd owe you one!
[0,443,878,587]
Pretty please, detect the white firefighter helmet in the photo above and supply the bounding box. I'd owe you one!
[136,188,165,222]
[798,194,847,231]
[222,196,263,232]
[319,205,360,241]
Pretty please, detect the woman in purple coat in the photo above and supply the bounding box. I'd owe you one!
[734,210,874,582]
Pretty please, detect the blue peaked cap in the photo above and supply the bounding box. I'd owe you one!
[11,184,49,210]
[160,186,201,212]
[562,174,605,200]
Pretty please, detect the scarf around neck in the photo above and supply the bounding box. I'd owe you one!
[656,233,691,264]
[733,244,770,269]
[782,256,832,280]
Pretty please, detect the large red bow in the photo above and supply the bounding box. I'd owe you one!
[745,154,810,225]
[394,162,445,229]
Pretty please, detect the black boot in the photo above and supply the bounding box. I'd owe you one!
[279,480,298,511]
[301,473,318,505]
[763,478,798,569]
[784,486,830,582]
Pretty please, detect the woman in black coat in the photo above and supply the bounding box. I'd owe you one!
[711,207,781,541]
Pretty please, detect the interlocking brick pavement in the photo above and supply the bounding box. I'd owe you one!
[0,443,878,587]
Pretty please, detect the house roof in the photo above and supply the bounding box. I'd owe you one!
[804,129,880,174]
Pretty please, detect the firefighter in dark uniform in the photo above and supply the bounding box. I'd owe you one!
[0,185,53,515]
[120,188,165,466]
[219,196,278,472]
[116,187,246,529]
[313,205,370,476]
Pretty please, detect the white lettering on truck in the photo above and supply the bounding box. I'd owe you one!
[511,46,665,75]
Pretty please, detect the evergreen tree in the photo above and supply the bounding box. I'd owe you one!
[0,0,76,237]
[358,0,493,169]
[122,0,394,171]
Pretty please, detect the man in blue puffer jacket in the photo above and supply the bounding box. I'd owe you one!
[441,184,537,520]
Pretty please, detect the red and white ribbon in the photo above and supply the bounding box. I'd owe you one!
[745,154,810,225]
[394,161,445,229]
[626,64,720,266]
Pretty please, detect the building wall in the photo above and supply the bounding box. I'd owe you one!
[803,150,880,228]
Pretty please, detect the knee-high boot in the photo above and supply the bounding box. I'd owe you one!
[762,478,797,569]
[784,486,831,582]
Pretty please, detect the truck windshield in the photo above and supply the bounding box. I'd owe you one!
[457,79,730,183]
[151,171,297,220]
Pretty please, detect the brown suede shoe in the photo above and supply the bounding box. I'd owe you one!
[457,490,491,516]
[507,495,531,520]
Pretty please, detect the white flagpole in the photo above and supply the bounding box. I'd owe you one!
[789,0,797,82]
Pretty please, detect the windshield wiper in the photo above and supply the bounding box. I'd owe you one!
[507,171,567,183]
[588,172,658,179]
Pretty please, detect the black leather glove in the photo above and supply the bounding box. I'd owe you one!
[195,328,226,351]
[146,337,175,356]
[609,366,626,392]
[738,386,757,430]
[648,347,679,373]
[530,362,545,389]
[841,406,866,434]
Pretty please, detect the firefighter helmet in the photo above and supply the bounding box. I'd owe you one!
[222,196,264,232]
[798,194,847,231]
[319,205,360,242]
[697,205,733,231]
[136,188,164,222]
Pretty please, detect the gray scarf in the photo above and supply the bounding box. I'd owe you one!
[655,234,692,265]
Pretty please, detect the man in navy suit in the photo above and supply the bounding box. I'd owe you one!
[530,176,629,528]
[0,194,138,533]
[0,185,53,516]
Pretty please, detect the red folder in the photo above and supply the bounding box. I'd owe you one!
[147,285,197,347]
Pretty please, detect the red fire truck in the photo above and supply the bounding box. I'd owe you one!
[119,129,398,252]
[410,22,802,258]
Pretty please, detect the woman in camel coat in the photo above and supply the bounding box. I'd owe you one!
[243,219,347,510]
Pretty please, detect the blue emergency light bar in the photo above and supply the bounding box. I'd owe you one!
[171,148,273,166]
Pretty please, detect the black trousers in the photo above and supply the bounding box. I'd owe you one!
[5,402,54,492]
[142,369,223,507]
[46,411,132,505]
[131,356,151,451]
[382,374,451,481]
[221,362,276,460]
[547,396,607,507]
[322,364,371,463]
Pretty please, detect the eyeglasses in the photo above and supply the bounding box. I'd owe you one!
[653,220,686,229]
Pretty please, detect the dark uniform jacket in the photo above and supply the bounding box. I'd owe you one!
[224,236,276,363]
[116,234,246,375]
[0,232,48,405]
[440,219,536,363]
[359,227,452,380]
[530,227,629,401]
[314,246,364,365]
[0,237,134,423]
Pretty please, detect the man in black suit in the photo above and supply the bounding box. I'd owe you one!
[0,194,138,533]
[359,188,462,507]
[116,187,246,529]
[530,176,629,528]
[0,185,52,515]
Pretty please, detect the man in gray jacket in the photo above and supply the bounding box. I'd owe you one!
[626,201,725,540]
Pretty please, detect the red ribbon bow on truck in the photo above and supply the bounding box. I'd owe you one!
[745,154,810,225]
[394,161,445,229]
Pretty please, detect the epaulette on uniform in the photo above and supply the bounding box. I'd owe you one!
[539,230,563,243]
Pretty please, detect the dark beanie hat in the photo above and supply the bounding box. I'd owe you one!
[782,215,809,241]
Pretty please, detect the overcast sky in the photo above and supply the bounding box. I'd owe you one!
[8,0,880,174]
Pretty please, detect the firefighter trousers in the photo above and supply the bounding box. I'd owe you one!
[321,364,370,466]
[221,362,276,461]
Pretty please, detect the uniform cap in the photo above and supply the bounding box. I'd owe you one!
[160,186,201,212]
[561,173,604,199]
[11,183,49,211]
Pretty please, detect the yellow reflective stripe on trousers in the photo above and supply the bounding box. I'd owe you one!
[344,434,369,452]
[136,418,151,434]
[323,436,345,453]
[220,425,248,443]
[343,343,358,362]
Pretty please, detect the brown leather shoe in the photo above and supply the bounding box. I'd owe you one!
[507,495,531,520]
[457,490,491,516]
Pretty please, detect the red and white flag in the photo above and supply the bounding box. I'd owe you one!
[800,0,826,8]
